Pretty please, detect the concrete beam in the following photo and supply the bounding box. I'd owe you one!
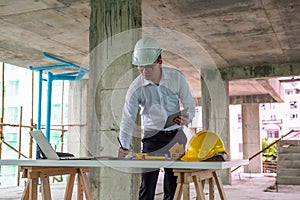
[196,93,280,105]
[220,63,300,81]
[255,78,285,103]
[230,94,277,105]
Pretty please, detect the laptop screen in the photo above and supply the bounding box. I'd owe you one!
[29,130,60,160]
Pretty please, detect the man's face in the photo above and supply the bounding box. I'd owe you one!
[137,60,162,81]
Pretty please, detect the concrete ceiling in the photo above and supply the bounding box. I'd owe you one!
[1,0,300,102]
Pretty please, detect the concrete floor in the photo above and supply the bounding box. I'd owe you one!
[0,173,300,200]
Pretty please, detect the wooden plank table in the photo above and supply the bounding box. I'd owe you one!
[0,159,249,200]
[0,159,248,169]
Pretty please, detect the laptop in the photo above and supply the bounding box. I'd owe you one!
[29,130,95,160]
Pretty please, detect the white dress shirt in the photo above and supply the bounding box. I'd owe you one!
[119,66,195,148]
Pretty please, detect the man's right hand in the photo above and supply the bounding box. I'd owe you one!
[118,147,129,159]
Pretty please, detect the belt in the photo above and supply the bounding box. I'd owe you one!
[144,128,181,137]
[159,128,181,134]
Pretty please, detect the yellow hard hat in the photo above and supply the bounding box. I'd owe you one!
[180,130,228,161]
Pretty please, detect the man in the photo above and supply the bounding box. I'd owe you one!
[118,37,195,200]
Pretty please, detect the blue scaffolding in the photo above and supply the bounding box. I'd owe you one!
[29,52,89,141]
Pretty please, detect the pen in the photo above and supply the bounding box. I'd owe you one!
[117,137,126,150]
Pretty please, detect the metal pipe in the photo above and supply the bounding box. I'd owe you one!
[0,123,35,128]
[53,74,85,81]
[0,62,4,159]
[60,81,65,152]
[36,70,44,159]
[46,72,53,140]
[231,129,295,173]
[1,140,27,158]
[42,52,89,73]
[29,52,88,74]
[18,106,23,160]
[29,71,34,158]
[17,106,23,186]
[1,62,4,118]
[29,64,71,71]
[37,70,43,130]
[28,52,89,155]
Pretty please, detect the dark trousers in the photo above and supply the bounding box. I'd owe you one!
[139,129,187,200]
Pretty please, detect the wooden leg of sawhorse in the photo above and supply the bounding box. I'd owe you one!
[64,174,76,200]
[21,174,51,200]
[77,172,84,200]
[21,167,92,200]
[22,173,52,200]
[174,171,190,200]
[40,172,52,200]
[212,171,226,200]
[78,168,93,200]
[21,178,38,200]
[174,170,199,200]
[193,170,227,200]
[208,178,214,200]
[192,176,205,200]
[64,168,93,200]
[174,169,227,200]
[173,176,183,200]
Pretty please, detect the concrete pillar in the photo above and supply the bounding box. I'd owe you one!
[68,80,88,156]
[88,0,141,199]
[242,103,262,173]
[201,69,231,184]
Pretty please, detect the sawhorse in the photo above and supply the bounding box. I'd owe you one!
[173,169,227,200]
[20,166,93,200]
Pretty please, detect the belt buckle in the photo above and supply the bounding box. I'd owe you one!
[165,129,177,134]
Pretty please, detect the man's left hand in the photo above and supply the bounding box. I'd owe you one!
[173,114,191,126]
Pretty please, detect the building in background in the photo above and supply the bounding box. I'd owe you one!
[260,82,300,138]
[189,81,300,162]
[0,62,69,187]
[229,81,300,163]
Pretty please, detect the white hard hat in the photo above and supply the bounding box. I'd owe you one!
[132,37,162,65]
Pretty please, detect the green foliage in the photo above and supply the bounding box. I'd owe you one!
[262,137,277,161]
